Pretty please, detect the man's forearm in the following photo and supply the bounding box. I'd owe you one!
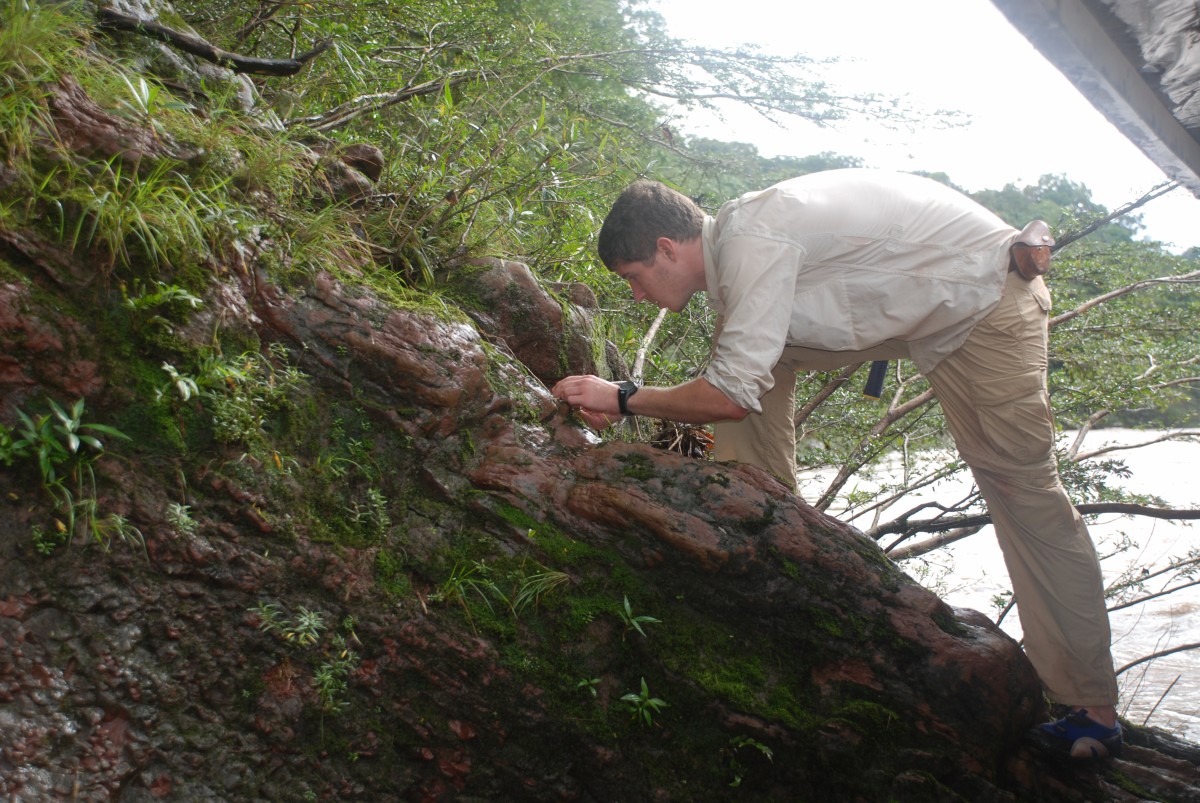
[624,377,747,424]
[551,374,748,426]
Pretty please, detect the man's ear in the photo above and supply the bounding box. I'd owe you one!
[655,236,676,262]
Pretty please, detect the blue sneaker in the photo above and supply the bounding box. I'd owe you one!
[1028,709,1123,761]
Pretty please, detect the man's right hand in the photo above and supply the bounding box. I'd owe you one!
[552,375,623,428]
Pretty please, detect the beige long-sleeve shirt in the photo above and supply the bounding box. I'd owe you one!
[701,169,1018,412]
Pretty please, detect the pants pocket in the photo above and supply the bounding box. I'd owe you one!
[969,370,1055,465]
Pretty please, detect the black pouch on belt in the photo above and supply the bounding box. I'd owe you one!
[1009,219,1054,280]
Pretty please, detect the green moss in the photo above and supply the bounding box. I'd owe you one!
[616,451,656,480]
[931,606,969,637]
[707,471,731,487]
[734,499,776,534]
[659,619,820,732]
[493,501,540,531]
[110,358,195,455]
[438,262,496,313]
[809,604,853,639]
[0,257,28,284]
[1104,768,1164,801]
[773,547,805,582]
[833,699,901,733]
[374,550,411,597]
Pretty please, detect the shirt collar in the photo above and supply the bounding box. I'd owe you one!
[701,214,718,297]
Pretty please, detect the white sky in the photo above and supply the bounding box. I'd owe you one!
[651,0,1200,253]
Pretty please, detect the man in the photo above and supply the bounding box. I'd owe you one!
[551,169,1122,760]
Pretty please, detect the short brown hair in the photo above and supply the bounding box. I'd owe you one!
[597,180,704,269]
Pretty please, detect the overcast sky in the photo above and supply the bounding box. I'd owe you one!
[651,0,1200,253]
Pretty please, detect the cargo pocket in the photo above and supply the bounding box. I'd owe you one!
[970,369,1054,465]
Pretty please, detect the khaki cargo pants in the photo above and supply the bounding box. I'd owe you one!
[711,270,1119,707]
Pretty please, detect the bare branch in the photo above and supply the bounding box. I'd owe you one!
[1115,642,1200,677]
[96,8,330,77]
[885,524,986,559]
[1054,180,1178,251]
[1066,410,1113,460]
[1140,674,1182,727]
[873,501,1200,542]
[1050,267,1200,329]
[1108,578,1200,614]
[284,72,481,131]
[814,387,936,511]
[1074,429,1200,462]
[632,308,669,384]
[844,460,972,527]
[793,363,863,428]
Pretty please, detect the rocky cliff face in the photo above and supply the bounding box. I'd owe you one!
[1,11,1198,803]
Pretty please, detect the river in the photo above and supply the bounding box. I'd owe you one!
[798,429,1199,742]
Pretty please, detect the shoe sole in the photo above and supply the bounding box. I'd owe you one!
[1068,736,1122,761]
[1027,729,1124,762]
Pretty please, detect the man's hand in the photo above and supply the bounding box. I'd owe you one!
[552,375,622,430]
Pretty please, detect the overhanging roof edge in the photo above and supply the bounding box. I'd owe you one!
[992,0,1200,198]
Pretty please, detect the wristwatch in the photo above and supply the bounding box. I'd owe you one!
[616,380,640,416]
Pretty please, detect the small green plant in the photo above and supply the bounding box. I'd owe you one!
[122,280,203,335]
[512,567,571,614]
[38,154,227,273]
[253,601,286,632]
[1,398,126,482]
[165,502,198,536]
[576,677,601,698]
[290,607,326,647]
[31,523,65,556]
[116,73,191,119]
[314,629,360,714]
[252,603,360,734]
[431,560,511,631]
[346,487,391,543]
[91,512,147,556]
[255,601,326,647]
[621,677,668,727]
[617,595,660,640]
[159,362,200,402]
[0,398,130,551]
[204,350,306,447]
[725,735,774,788]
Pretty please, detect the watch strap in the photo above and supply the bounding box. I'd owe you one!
[616,380,639,416]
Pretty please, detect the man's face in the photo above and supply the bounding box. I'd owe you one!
[614,249,696,313]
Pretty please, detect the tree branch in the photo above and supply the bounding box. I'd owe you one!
[1074,429,1200,462]
[793,363,863,428]
[284,72,481,132]
[96,8,330,77]
[884,524,985,558]
[1053,181,1178,251]
[632,307,669,384]
[875,501,1200,544]
[814,387,936,511]
[1108,577,1200,614]
[1050,267,1200,329]
[1115,642,1200,677]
